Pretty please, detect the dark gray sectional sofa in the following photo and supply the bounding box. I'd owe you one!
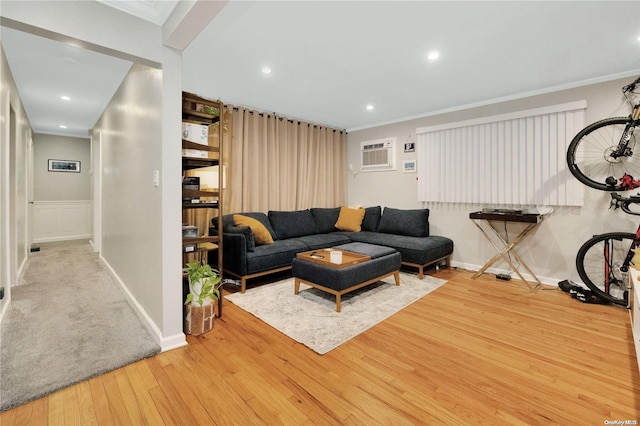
[212,206,454,293]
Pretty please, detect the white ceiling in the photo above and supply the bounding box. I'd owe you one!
[183,1,640,131]
[1,27,133,138]
[2,1,640,138]
[95,0,179,26]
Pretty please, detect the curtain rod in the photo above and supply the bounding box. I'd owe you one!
[225,105,345,134]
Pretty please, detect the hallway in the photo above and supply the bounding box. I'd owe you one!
[0,240,159,412]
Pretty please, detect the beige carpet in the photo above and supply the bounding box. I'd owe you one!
[226,272,447,354]
[0,240,160,412]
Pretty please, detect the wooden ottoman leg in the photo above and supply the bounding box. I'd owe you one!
[294,278,301,295]
[394,271,400,286]
[336,294,342,312]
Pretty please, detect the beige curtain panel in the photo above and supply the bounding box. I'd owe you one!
[224,105,347,214]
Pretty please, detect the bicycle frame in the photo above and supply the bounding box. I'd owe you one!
[609,81,640,161]
[619,222,640,275]
[571,77,640,306]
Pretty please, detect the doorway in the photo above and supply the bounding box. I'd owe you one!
[0,105,15,318]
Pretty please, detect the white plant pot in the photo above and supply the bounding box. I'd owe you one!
[189,278,214,306]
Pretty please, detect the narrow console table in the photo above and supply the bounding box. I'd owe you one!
[469,211,544,292]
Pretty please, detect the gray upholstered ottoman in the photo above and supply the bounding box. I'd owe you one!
[291,242,402,312]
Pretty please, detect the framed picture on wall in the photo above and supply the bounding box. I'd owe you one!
[403,160,416,173]
[48,159,80,173]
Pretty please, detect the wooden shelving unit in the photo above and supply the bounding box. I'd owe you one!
[182,91,224,317]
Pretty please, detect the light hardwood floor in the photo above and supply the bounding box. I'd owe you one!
[2,268,639,425]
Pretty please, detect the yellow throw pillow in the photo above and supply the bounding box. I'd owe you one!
[233,214,274,245]
[334,206,365,232]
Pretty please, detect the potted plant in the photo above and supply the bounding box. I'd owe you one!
[184,261,221,335]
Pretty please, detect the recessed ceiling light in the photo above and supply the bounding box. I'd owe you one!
[261,66,272,74]
[366,105,374,111]
[60,96,71,101]
[59,125,67,129]
[427,51,440,62]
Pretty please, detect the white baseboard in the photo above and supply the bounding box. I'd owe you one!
[99,255,187,352]
[33,234,92,243]
[17,252,27,280]
[160,335,190,352]
[0,256,28,326]
[0,296,9,325]
[450,260,560,287]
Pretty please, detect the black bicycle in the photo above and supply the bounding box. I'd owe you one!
[575,192,637,306]
[567,76,640,192]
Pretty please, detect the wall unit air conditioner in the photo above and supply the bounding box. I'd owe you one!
[360,137,396,172]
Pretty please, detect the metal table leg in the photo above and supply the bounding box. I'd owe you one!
[471,219,543,292]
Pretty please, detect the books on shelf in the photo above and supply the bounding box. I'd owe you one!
[182,176,200,203]
[182,226,198,238]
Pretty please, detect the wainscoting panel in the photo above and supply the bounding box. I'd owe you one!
[32,201,92,243]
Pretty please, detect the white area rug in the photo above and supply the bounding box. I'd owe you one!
[225,272,447,354]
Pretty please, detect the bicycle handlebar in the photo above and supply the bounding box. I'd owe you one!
[610,192,640,215]
[623,76,640,94]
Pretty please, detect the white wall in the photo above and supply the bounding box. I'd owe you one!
[31,134,92,243]
[93,62,165,343]
[0,42,31,321]
[32,133,90,201]
[1,0,185,349]
[347,77,635,286]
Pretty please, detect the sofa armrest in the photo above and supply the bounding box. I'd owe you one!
[221,231,249,276]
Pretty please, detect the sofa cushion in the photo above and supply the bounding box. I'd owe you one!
[377,207,430,237]
[348,232,452,265]
[246,239,308,274]
[234,214,274,245]
[310,207,341,233]
[226,225,256,252]
[361,206,382,232]
[335,206,365,232]
[269,210,319,239]
[290,233,352,250]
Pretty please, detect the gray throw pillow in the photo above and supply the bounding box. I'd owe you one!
[377,207,430,237]
[361,206,382,232]
[268,210,320,239]
[310,207,341,233]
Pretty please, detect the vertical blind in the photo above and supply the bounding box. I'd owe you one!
[416,101,587,206]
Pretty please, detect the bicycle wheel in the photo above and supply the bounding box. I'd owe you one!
[567,117,640,191]
[575,232,633,305]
